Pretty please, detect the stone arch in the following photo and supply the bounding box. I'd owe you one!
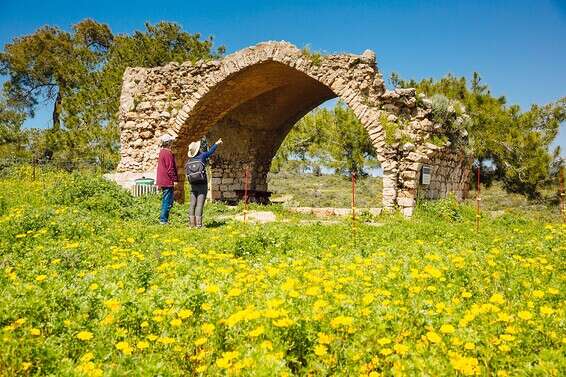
[116,41,471,215]
[167,44,389,204]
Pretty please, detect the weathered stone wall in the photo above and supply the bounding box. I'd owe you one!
[418,147,471,201]
[115,41,471,214]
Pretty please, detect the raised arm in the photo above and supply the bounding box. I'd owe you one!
[202,139,223,160]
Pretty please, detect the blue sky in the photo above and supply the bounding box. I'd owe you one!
[1,0,565,152]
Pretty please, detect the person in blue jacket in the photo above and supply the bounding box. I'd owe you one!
[186,138,222,227]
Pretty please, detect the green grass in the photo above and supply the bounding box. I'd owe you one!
[268,173,383,208]
[0,167,564,376]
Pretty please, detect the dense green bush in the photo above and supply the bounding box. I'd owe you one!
[0,195,6,216]
[45,173,134,218]
[415,195,475,222]
[234,228,292,258]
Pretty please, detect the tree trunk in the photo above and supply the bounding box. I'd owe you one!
[52,90,62,131]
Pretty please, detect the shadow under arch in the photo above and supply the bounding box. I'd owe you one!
[171,60,382,204]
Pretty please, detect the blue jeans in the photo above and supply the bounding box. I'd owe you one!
[159,187,174,223]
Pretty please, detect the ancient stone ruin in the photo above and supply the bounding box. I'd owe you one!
[115,41,471,216]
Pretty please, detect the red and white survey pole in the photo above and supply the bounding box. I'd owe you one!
[476,163,481,232]
[352,171,357,245]
[559,166,565,223]
[243,166,250,224]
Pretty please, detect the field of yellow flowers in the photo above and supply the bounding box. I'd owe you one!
[0,168,564,376]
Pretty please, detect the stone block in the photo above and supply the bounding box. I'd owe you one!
[312,208,336,218]
[222,191,237,199]
[401,206,414,217]
[397,196,415,207]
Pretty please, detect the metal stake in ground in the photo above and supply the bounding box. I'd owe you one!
[352,171,357,246]
[476,163,481,232]
[243,166,250,224]
[560,166,565,223]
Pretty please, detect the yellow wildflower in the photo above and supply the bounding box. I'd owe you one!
[318,332,333,344]
[330,315,353,328]
[216,351,239,369]
[449,352,480,375]
[80,352,94,362]
[202,323,215,335]
[314,344,327,356]
[440,324,455,334]
[362,293,375,305]
[248,325,265,337]
[157,336,175,345]
[464,342,475,350]
[100,314,114,326]
[76,331,93,341]
[194,337,207,346]
[517,311,533,321]
[115,341,133,355]
[205,284,220,294]
[540,306,554,316]
[378,337,392,346]
[380,348,393,356]
[394,343,409,356]
[261,340,273,350]
[426,331,442,343]
[103,299,121,312]
[305,286,321,296]
[489,293,505,305]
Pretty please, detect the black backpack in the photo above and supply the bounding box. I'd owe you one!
[186,159,207,184]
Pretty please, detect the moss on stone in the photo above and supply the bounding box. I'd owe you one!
[301,45,323,66]
[380,113,398,145]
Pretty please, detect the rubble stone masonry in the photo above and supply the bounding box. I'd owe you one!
[116,41,471,216]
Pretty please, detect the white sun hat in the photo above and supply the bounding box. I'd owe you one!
[160,134,175,145]
[188,140,201,158]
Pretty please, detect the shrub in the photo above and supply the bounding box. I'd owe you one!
[380,113,398,145]
[300,45,323,66]
[45,173,134,218]
[233,228,292,258]
[430,94,452,125]
[0,195,6,216]
[415,195,475,222]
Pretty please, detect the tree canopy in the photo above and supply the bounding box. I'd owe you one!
[272,101,377,177]
[390,72,565,197]
[0,20,223,167]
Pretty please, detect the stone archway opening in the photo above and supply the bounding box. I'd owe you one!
[173,60,376,204]
[265,97,384,209]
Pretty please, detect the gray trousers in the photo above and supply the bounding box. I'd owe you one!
[189,183,208,217]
